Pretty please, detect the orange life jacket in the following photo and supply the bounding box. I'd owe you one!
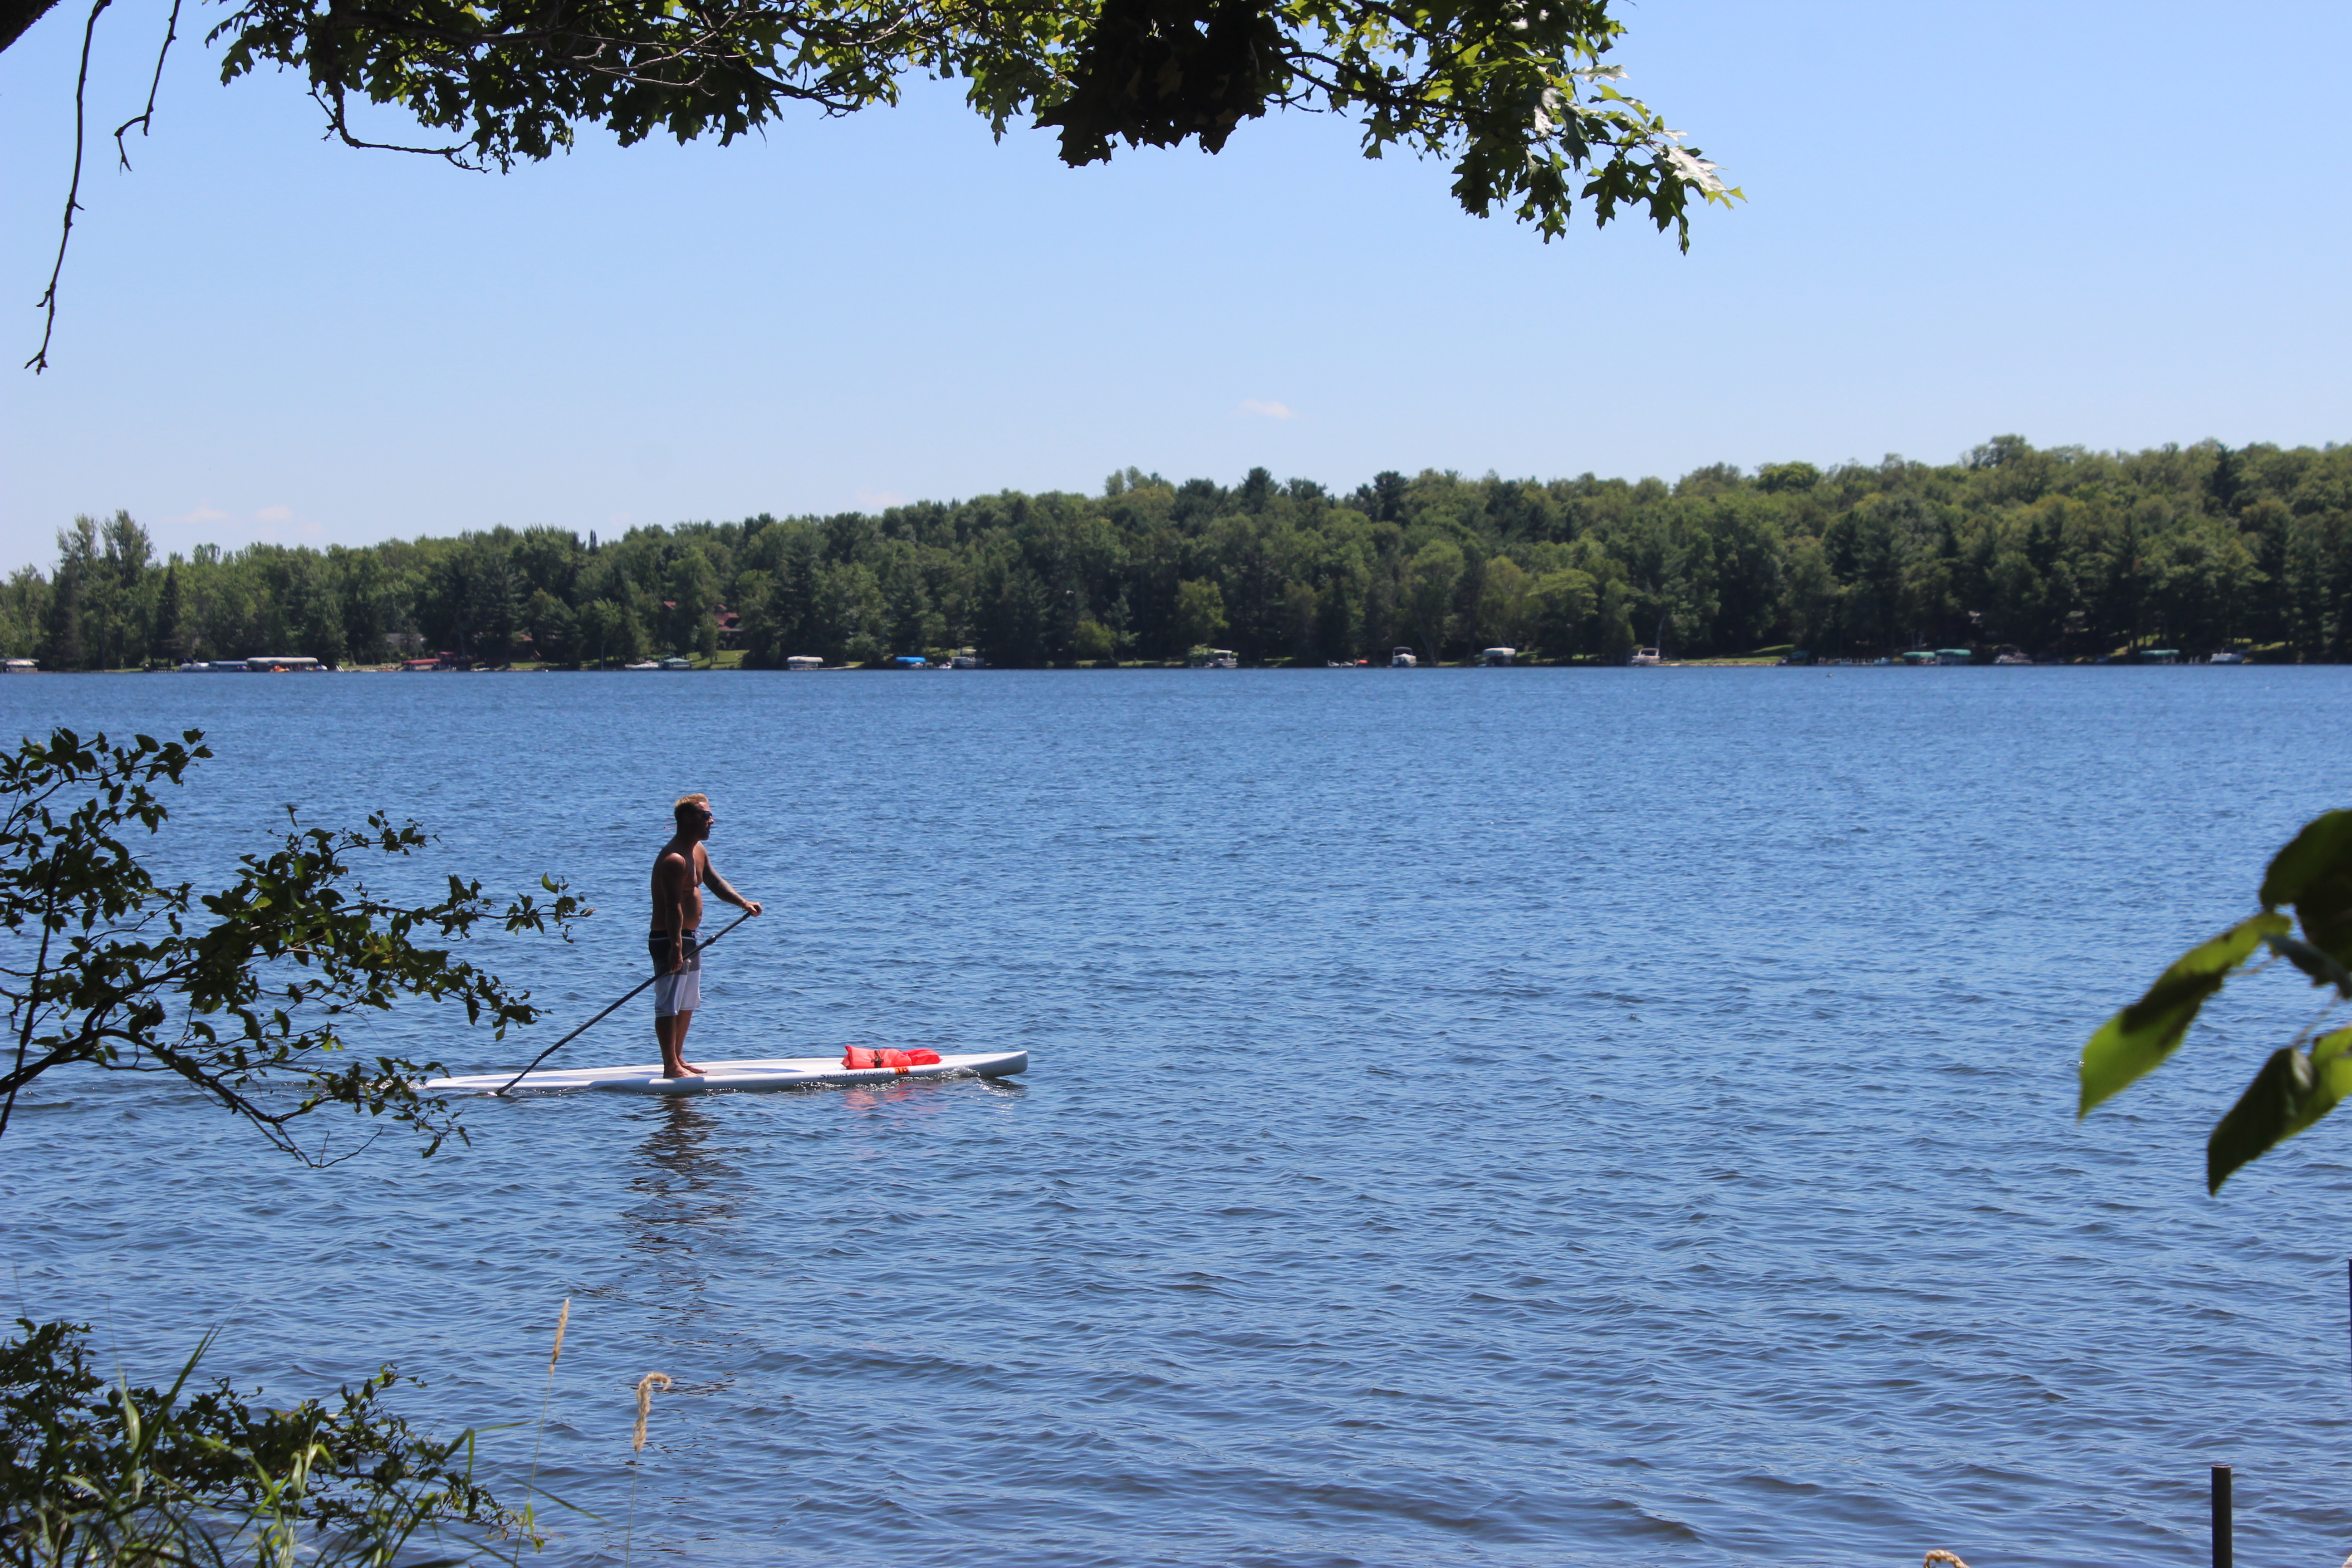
[842,1046,942,1072]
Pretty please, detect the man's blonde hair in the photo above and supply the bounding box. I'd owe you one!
[673,792,710,828]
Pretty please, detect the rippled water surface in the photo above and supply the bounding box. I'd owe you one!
[5,667,2350,1566]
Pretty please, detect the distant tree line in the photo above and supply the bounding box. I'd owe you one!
[3,436,2347,669]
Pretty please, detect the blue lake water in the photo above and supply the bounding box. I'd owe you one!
[3,666,2349,1567]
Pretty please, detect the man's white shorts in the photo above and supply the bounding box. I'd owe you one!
[651,932,701,1018]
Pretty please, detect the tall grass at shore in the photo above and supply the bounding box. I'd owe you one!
[0,1317,529,1565]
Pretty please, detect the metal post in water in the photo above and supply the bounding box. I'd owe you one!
[2210,1464,2232,1568]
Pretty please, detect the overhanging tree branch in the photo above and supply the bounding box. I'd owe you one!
[24,0,111,374]
[111,0,182,169]
[0,0,64,54]
[0,727,590,1165]
[22,0,1736,367]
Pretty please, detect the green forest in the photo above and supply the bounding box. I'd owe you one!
[3,435,2347,668]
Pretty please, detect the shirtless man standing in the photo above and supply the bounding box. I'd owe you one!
[651,793,761,1078]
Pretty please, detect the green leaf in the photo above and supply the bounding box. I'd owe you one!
[2264,932,2352,996]
[2207,1028,2352,1193]
[2079,912,2290,1116]
[2259,808,2352,965]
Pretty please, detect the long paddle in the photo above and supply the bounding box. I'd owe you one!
[487,908,757,1097]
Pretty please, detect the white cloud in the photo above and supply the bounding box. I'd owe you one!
[855,485,910,511]
[250,508,324,543]
[1235,399,1296,420]
[160,503,231,524]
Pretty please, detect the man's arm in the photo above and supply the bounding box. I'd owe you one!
[656,849,694,970]
[701,858,762,918]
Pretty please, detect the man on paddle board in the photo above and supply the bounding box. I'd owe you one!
[652,793,761,1078]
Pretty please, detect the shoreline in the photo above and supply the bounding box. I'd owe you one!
[8,654,2285,674]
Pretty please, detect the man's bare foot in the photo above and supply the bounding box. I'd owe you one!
[662,1060,705,1078]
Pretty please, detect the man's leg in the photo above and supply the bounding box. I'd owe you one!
[657,1010,701,1078]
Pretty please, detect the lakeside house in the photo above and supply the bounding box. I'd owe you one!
[659,601,742,648]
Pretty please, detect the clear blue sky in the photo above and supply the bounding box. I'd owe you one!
[1,1,2345,569]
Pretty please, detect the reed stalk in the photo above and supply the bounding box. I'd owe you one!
[621,1371,671,1568]
[519,1296,569,1530]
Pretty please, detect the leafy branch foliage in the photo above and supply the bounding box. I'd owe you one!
[203,0,1733,243]
[2079,810,2352,1193]
[0,727,587,1163]
[0,1316,528,1566]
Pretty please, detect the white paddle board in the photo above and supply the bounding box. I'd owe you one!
[424,1050,1027,1097]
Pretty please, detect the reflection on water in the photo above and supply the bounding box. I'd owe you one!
[840,1083,926,1117]
[623,1098,741,1318]
[837,1078,966,1128]
[629,1100,740,1226]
